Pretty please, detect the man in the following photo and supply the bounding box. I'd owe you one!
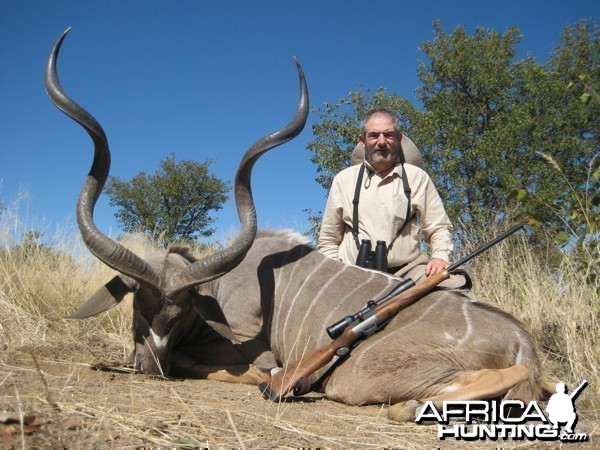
[317,108,453,278]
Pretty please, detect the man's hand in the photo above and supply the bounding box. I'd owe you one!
[425,258,448,276]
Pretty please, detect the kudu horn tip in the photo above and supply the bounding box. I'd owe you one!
[57,27,73,43]
[49,27,73,65]
[293,56,305,74]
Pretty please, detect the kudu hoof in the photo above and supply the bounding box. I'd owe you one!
[388,399,423,422]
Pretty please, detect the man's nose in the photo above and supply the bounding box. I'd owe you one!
[376,133,388,146]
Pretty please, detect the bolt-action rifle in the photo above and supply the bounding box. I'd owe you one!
[260,224,524,402]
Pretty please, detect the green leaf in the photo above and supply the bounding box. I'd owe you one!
[507,189,519,201]
[555,231,570,246]
[592,166,600,184]
[105,153,230,243]
[517,189,528,202]
[580,92,592,105]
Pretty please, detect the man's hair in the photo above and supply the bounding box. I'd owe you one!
[359,108,400,136]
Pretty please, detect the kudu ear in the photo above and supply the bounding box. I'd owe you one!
[66,275,139,319]
[190,289,241,344]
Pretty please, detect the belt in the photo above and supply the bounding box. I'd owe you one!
[387,263,407,275]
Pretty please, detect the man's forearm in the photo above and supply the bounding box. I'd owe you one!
[429,226,453,262]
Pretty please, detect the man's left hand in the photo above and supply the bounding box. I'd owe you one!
[425,258,449,276]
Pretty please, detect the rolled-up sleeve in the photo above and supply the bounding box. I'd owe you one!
[317,177,346,260]
[418,175,453,263]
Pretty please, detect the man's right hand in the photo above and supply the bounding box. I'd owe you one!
[425,257,448,276]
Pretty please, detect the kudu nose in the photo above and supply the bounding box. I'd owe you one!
[134,344,169,376]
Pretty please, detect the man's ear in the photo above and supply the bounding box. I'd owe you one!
[65,275,138,319]
[358,133,365,145]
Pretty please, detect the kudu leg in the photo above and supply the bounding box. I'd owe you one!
[171,346,270,384]
[387,364,530,422]
[174,363,270,385]
[169,333,271,385]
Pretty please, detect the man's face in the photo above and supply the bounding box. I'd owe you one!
[359,114,400,171]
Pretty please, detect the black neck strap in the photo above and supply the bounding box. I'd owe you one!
[352,163,413,253]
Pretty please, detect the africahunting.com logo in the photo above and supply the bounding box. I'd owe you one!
[416,380,588,442]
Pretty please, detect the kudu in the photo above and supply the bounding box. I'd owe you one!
[47,29,553,422]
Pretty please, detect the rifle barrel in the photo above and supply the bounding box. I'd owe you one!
[447,224,524,272]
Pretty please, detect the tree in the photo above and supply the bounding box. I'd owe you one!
[307,20,598,251]
[513,20,599,249]
[105,154,230,243]
[416,19,597,246]
[414,21,524,238]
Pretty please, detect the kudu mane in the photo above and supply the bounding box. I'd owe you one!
[167,245,200,264]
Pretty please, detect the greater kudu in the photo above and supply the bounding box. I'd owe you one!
[47,29,552,422]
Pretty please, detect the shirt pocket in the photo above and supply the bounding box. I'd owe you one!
[391,192,411,231]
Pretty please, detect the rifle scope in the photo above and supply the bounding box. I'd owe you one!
[326,278,416,339]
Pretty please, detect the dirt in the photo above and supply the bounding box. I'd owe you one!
[0,344,597,449]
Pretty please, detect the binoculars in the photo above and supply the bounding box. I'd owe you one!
[355,239,388,273]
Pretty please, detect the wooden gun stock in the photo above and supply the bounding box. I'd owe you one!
[260,270,450,401]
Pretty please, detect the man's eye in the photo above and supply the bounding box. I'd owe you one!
[368,132,395,140]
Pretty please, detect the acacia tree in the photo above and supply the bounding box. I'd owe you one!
[414,22,524,236]
[308,20,598,251]
[515,20,599,249]
[105,154,230,243]
[415,19,598,245]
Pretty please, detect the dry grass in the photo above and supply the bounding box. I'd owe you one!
[462,227,598,414]
[0,204,598,447]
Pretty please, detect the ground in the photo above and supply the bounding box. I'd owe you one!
[0,341,597,449]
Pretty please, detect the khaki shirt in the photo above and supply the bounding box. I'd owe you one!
[317,161,453,268]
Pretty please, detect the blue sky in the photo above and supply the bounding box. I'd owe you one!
[1,1,597,245]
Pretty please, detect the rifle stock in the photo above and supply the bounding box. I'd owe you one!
[260,270,450,401]
[260,325,359,401]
